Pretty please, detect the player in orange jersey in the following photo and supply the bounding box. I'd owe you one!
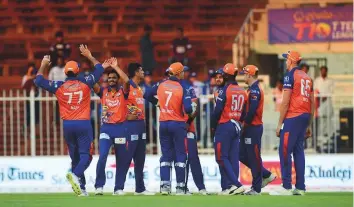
[124,62,155,195]
[240,65,276,195]
[93,57,130,196]
[144,62,195,195]
[34,45,110,196]
[270,51,314,196]
[211,63,246,195]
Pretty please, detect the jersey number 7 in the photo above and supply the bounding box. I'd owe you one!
[64,91,83,104]
[164,91,172,107]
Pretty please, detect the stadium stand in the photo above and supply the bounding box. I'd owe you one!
[0,0,268,90]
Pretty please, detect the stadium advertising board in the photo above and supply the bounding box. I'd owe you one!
[268,6,353,44]
[0,155,352,193]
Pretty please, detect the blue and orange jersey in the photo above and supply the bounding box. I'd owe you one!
[181,79,197,133]
[213,86,223,104]
[144,76,193,122]
[283,66,313,118]
[211,81,247,129]
[34,63,104,120]
[126,80,145,120]
[244,80,264,126]
[97,85,129,124]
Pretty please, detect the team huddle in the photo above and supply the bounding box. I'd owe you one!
[34,46,314,196]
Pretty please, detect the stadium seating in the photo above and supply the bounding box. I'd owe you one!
[0,0,267,90]
[0,0,268,155]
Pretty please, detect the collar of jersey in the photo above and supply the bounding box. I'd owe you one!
[228,80,238,85]
[108,85,120,92]
[65,77,79,81]
[289,66,300,73]
[250,80,259,88]
[168,76,180,82]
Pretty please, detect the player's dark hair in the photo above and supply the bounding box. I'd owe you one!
[320,66,328,72]
[128,62,142,78]
[66,71,77,77]
[296,60,302,65]
[177,27,184,33]
[223,71,237,82]
[108,70,120,78]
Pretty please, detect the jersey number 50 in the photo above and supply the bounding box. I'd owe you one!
[231,94,245,111]
[64,91,83,104]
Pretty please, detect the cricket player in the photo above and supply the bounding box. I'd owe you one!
[180,67,208,195]
[211,68,231,193]
[211,63,246,195]
[270,51,314,196]
[144,62,195,195]
[94,58,130,195]
[212,68,224,103]
[124,62,154,195]
[240,65,276,195]
[34,45,108,196]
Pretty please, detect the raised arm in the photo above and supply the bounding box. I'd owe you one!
[37,55,51,75]
[79,44,100,66]
[79,45,110,87]
[34,55,61,94]
[109,57,130,93]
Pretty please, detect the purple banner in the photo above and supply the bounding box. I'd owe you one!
[268,6,353,44]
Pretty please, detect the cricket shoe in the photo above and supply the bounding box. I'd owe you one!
[262,173,277,188]
[243,188,261,196]
[78,189,89,197]
[199,189,211,195]
[176,187,192,196]
[134,190,156,196]
[66,172,82,196]
[218,190,229,196]
[228,185,245,195]
[112,190,126,195]
[293,189,305,196]
[95,187,103,196]
[269,186,293,196]
[160,185,171,195]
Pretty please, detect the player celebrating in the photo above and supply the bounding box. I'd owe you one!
[211,63,246,195]
[94,58,130,195]
[34,45,108,196]
[144,62,194,195]
[179,67,209,195]
[270,51,314,196]
[240,65,276,195]
[124,63,154,195]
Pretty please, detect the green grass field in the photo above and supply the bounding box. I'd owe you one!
[0,193,352,207]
